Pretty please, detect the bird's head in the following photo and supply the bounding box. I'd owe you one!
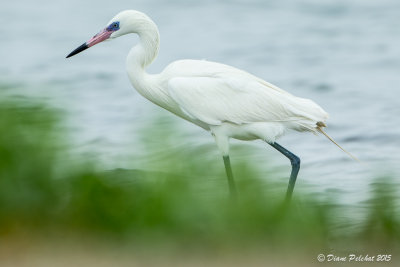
[66,10,151,58]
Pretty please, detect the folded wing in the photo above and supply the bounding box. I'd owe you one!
[168,73,328,131]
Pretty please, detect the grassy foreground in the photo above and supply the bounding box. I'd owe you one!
[0,94,399,265]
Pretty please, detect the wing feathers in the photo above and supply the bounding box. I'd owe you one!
[168,74,328,131]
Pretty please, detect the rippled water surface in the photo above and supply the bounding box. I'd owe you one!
[1,0,400,204]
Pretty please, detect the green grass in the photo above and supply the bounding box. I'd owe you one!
[0,93,399,258]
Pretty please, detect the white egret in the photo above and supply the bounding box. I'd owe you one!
[67,10,356,200]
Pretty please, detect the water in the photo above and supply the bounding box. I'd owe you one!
[1,0,400,205]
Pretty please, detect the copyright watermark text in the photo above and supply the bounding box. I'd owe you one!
[317,254,392,263]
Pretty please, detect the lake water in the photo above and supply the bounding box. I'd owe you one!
[1,0,400,205]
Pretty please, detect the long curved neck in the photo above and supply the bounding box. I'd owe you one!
[126,19,160,86]
[125,15,175,109]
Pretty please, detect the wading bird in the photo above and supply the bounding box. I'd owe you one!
[67,10,356,201]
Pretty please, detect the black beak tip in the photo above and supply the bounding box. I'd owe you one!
[66,43,89,58]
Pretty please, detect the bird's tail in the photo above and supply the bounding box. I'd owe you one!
[316,123,359,161]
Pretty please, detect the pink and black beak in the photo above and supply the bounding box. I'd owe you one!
[66,21,120,58]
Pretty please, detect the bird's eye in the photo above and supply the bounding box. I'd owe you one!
[107,21,119,31]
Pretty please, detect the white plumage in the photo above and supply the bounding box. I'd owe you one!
[163,59,328,154]
[67,10,354,200]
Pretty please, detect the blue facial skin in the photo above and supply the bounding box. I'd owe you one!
[106,21,120,32]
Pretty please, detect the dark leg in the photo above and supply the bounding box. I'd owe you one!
[269,142,300,201]
[223,155,237,200]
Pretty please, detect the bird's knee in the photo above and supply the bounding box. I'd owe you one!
[290,155,300,168]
